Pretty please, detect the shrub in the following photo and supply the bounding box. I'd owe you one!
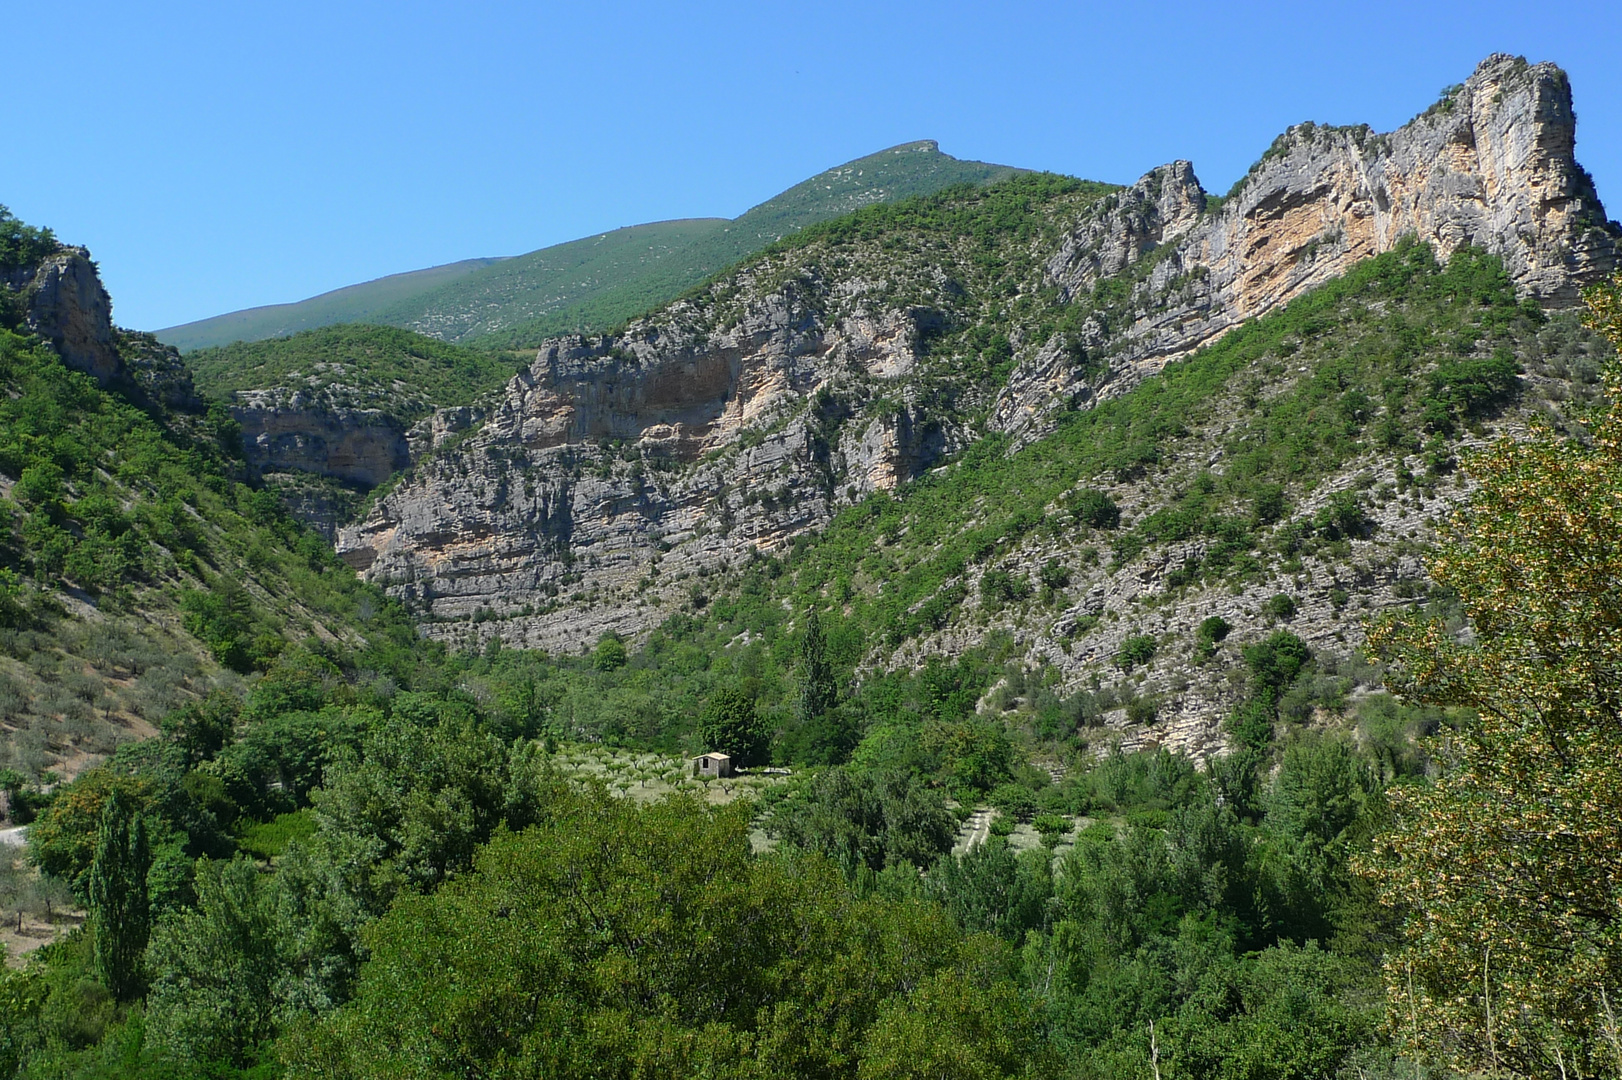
[592,635,628,672]
[988,783,1038,823]
[14,463,64,508]
[1194,614,1227,643]
[1031,812,1070,847]
[1071,489,1122,530]
[1242,632,1312,701]
[1313,491,1369,540]
[1124,695,1159,725]
[1038,559,1071,592]
[0,206,58,276]
[234,809,316,860]
[979,569,1032,606]
[1264,593,1298,621]
[1115,634,1157,672]
[179,586,260,674]
[1251,484,1287,525]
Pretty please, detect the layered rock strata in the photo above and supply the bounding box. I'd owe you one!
[231,391,410,489]
[337,287,959,650]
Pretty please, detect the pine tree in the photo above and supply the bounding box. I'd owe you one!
[87,790,151,1001]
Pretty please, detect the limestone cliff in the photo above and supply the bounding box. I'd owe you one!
[232,390,410,490]
[184,326,517,536]
[995,54,1618,442]
[2,243,203,412]
[337,283,960,649]
[4,246,121,385]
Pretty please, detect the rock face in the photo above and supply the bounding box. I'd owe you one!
[338,53,1618,674]
[996,54,1618,443]
[337,281,958,650]
[6,247,123,385]
[3,245,205,413]
[232,392,410,489]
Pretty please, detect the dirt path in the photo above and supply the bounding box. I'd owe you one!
[952,807,994,855]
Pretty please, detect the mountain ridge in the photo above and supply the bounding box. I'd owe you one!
[156,256,510,352]
[158,141,1019,352]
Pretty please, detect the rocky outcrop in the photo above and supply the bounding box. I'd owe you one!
[843,400,964,493]
[993,54,1618,443]
[4,247,122,385]
[407,405,485,458]
[3,244,208,415]
[114,330,203,412]
[337,53,1617,670]
[1044,161,1208,301]
[231,392,410,489]
[336,277,965,649]
[258,471,367,543]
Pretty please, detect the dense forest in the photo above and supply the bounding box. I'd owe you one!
[0,173,1620,1080]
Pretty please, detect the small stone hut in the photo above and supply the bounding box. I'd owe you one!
[692,752,734,778]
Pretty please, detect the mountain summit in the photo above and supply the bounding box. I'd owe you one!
[158,141,1019,352]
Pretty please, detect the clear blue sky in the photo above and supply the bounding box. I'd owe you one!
[5,0,1619,332]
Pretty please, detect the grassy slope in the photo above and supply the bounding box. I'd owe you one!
[157,258,505,352]
[370,218,728,345]
[0,327,423,779]
[185,323,519,421]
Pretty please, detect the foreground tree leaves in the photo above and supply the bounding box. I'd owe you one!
[1363,272,1622,1077]
[283,786,1051,1079]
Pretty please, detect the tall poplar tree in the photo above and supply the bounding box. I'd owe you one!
[87,790,151,1001]
[797,608,836,727]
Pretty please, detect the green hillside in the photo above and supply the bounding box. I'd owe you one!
[468,140,1023,347]
[442,231,1576,764]
[158,141,1018,351]
[185,323,519,421]
[157,257,504,353]
[365,217,728,344]
[7,150,1620,1077]
[0,324,424,785]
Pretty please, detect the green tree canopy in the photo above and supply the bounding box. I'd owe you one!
[698,684,769,765]
[88,791,151,1001]
[285,786,1042,1078]
[1362,273,1622,1077]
